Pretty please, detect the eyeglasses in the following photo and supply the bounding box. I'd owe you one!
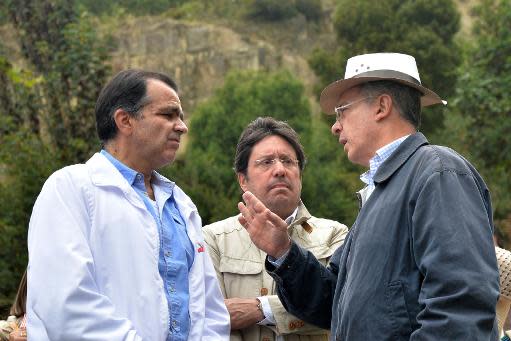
[334,97,373,122]
[254,156,299,170]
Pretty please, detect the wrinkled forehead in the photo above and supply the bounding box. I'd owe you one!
[250,135,298,158]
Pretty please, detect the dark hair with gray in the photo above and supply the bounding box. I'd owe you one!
[359,80,422,128]
[234,117,306,175]
[95,69,178,143]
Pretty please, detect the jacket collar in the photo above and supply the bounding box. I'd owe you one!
[172,184,199,222]
[86,153,146,210]
[373,132,429,185]
[289,201,311,228]
[87,153,133,189]
[86,153,197,217]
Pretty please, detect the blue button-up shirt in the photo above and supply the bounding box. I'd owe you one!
[102,150,194,341]
[360,135,409,191]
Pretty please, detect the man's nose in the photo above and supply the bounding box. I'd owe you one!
[176,118,188,133]
[272,159,287,176]
[331,120,342,135]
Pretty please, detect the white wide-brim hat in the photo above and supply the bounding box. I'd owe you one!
[319,52,447,114]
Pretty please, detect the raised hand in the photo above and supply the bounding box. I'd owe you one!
[238,191,291,258]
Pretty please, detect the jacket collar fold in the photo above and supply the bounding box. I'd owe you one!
[288,201,312,232]
[373,132,429,185]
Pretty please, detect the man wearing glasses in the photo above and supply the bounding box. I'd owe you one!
[238,53,499,340]
[203,117,348,340]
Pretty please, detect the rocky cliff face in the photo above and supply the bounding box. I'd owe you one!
[1,0,475,116]
[106,16,321,114]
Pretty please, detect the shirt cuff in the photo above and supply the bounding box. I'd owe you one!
[267,248,290,268]
[256,296,276,326]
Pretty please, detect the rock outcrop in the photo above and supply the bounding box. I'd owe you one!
[107,16,320,113]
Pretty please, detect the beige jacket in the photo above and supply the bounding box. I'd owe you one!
[203,203,348,341]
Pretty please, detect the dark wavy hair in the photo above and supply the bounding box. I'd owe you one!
[234,117,306,175]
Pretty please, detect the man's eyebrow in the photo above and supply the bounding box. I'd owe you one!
[158,106,184,118]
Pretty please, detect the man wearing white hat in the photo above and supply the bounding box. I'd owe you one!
[237,53,500,340]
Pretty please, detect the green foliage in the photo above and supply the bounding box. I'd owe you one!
[165,69,310,224]
[301,117,360,225]
[0,6,7,25]
[45,13,110,161]
[0,64,62,314]
[309,0,461,134]
[448,0,511,236]
[0,127,60,306]
[0,0,110,316]
[166,1,207,20]
[295,0,322,21]
[4,0,110,162]
[164,69,358,226]
[245,0,299,21]
[76,0,185,16]
[244,0,322,22]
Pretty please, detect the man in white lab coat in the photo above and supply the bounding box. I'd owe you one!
[27,70,230,341]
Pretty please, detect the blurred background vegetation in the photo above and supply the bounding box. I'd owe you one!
[0,0,509,316]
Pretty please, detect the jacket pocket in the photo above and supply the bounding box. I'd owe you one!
[219,255,263,274]
[219,255,264,298]
[386,281,412,340]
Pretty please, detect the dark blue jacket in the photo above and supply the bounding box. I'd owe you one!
[267,133,499,340]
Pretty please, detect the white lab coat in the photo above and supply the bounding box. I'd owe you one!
[27,153,230,340]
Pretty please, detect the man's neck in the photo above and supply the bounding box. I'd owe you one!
[374,124,416,154]
[104,143,153,181]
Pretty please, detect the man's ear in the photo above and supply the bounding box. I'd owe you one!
[237,172,248,192]
[113,109,134,136]
[374,94,393,121]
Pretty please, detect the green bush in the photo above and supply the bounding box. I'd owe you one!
[296,0,323,21]
[445,0,511,240]
[245,0,298,21]
[308,0,461,135]
[76,0,185,16]
[163,69,359,226]
[0,0,110,316]
[164,69,311,224]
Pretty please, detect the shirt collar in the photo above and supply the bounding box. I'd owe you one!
[285,207,299,225]
[360,135,410,187]
[100,149,175,192]
[101,149,139,185]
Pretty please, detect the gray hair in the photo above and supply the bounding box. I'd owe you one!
[359,80,422,128]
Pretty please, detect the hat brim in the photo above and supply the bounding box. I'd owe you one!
[319,76,446,114]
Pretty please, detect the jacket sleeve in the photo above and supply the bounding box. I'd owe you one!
[27,170,144,341]
[270,221,348,335]
[266,241,342,329]
[410,170,499,340]
[198,229,231,340]
[267,294,329,335]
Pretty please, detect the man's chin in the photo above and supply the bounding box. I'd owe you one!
[265,200,299,220]
[268,186,292,194]
[155,155,177,170]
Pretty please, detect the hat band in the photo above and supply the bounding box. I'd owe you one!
[352,70,421,86]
